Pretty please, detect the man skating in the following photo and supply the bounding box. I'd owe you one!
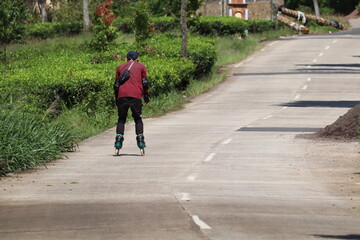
[114,51,149,155]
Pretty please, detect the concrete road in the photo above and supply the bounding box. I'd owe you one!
[1,20,360,240]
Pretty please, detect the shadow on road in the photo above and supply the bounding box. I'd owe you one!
[313,234,360,239]
[113,153,143,157]
[278,101,360,108]
[297,63,360,68]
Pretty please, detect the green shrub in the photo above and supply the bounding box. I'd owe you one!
[1,35,212,114]
[152,17,179,32]
[113,17,133,33]
[247,19,277,33]
[114,17,179,34]
[26,23,55,39]
[90,1,118,52]
[146,34,216,77]
[143,56,195,94]
[25,21,82,39]
[53,21,83,35]
[188,17,277,37]
[134,7,151,44]
[188,16,249,37]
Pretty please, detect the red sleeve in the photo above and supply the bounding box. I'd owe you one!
[142,65,147,79]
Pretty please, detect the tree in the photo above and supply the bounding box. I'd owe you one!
[134,5,151,45]
[149,0,203,17]
[284,0,358,15]
[38,0,48,22]
[180,0,187,58]
[83,0,90,31]
[0,0,27,71]
[90,0,117,53]
[313,0,320,17]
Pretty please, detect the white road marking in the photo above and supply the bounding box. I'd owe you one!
[282,106,288,110]
[307,77,312,82]
[313,59,317,63]
[307,65,312,68]
[269,41,279,46]
[235,62,243,68]
[192,215,212,230]
[319,53,324,57]
[325,46,330,50]
[332,40,338,43]
[261,49,266,52]
[246,57,253,62]
[187,175,197,181]
[302,85,308,90]
[204,153,216,162]
[222,138,232,145]
[262,115,272,120]
[181,193,190,201]
[294,95,300,100]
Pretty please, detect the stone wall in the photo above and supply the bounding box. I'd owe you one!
[197,0,224,16]
[197,0,284,20]
[248,0,284,20]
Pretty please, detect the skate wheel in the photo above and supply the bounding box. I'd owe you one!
[115,148,120,156]
[140,148,145,156]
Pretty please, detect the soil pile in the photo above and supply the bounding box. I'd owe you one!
[345,9,359,19]
[315,104,360,140]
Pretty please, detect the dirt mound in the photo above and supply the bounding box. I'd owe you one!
[345,9,359,19]
[315,104,360,140]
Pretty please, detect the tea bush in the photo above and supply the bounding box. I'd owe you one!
[188,17,277,37]
[247,19,277,33]
[1,33,215,115]
[146,34,216,77]
[25,21,83,39]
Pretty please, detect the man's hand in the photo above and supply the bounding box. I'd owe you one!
[144,94,150,104]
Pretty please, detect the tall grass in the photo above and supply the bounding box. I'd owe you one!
[53,108,117,140]
[0,111,77,175]
[216,28,294,66]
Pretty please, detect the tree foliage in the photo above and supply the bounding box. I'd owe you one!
[0,0,27,71]
[149,0,204,17]
[90,0,117,52]
[134,3,151,45]
[285,0,359,15]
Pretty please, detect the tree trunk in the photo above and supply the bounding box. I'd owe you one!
[313,0,320,18]
[83,0,90,32]
[180,0,188,58]
[3,45,6,72]
[38,0,48,22]
[270,0,277,21]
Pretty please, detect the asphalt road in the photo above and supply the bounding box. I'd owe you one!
[1,20,360,240]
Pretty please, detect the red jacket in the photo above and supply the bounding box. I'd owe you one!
[115,60,147,99]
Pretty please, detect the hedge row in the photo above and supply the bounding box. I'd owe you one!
[114,16,277,37]
[188,17,278,36]
[146,34,216,78]
[25,21,83,39]
[24,17,276,40]
[1,34,215,115]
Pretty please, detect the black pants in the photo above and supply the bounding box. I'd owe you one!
[116,97,143,135]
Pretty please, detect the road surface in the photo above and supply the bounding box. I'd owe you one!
[1,20,360,240]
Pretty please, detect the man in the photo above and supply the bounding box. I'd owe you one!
[114,51,149,154]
